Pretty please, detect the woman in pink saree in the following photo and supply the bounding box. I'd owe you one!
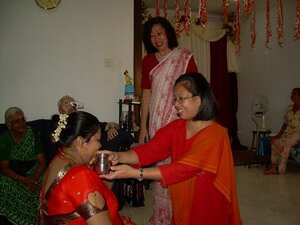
[139,17,198,225]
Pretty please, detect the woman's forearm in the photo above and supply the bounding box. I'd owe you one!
[138,89,151,144]
[276,123,287,137]
[1,166,28,184]
[33,164,45,181]
[0,161,21,181]
[118,150,139,165]
[33,154,46,181]
[139,167,162,181]
[140,89,150,130]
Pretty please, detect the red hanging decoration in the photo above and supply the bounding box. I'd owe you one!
[163,0,168,18]
[155,0,160,17]
[265,0,272,49]
[235,0,241,55]
[244,0,254,16]
[277,0,284,48]
[295,0,300,40]
[248,1,256,49]
[184,0,191,34]
[223,0,229,24]
[174,0,181,36]
[199,0,208,25]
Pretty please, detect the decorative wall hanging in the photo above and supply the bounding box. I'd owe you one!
[196,0,208,27]
[294,0,300,40]
[223,0,229,23]
[164,0,168,17]
[244,0,256,50]
[174,0,182,35]
[156,0,160,16]
[142,1,152,27]
[151,0,298,53]
[235,0,241,55]
[265,0,272,49]
[184,0,191,34]
[277,0,284,48]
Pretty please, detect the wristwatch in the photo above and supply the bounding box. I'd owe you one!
[137,168,144,181]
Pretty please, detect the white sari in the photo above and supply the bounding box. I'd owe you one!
[149,48,192,137]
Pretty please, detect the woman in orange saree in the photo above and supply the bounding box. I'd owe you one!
[101,73,242,225]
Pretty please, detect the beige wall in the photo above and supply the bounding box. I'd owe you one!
[0,0,134,123]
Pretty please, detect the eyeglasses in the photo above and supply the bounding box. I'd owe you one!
[10,117,27,124]
[172,96,196,105]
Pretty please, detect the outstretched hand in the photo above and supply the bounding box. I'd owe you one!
[97,150,120,166]
[100,164,137,180]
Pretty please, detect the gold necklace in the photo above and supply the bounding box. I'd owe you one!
[156,52,163,58]
[61,152,80,164]
[156,49,172,59]
[156,52,166,59]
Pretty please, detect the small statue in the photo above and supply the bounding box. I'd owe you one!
[124,70,134,100]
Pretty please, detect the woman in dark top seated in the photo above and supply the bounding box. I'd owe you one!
[0,107,46,224]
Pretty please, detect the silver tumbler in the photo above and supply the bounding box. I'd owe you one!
[94,153,111,175]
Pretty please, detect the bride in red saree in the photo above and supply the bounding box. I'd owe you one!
[39,112,123,225]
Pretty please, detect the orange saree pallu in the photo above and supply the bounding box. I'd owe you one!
[171,123,242,225]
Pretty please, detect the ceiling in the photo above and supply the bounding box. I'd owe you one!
[143,0,238,15]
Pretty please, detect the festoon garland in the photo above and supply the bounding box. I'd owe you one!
[244,0,256,50]
[295,0,300,40]
[235,0,241,55]
[277,0,284,48]
[151,0,299,53]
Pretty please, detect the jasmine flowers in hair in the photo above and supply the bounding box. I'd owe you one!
[52,114,69,142]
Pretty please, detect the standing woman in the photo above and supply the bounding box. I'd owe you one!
[264,88,300,174]
[0,107,46,224]
[139,16,198,225]
[101,73,242,225]
[39,111,123,225]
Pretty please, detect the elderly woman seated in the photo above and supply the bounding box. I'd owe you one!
[44,95,133,165]
[0,107,46,224]
[57,95,121,142]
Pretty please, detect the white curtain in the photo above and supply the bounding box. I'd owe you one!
[177,19,238,81]
[178,27,211,81]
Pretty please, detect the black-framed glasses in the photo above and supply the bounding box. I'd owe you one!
[10,117,27,124]
[172,96,195,105]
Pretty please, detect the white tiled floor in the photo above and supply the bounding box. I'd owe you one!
[120,161,300,225]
